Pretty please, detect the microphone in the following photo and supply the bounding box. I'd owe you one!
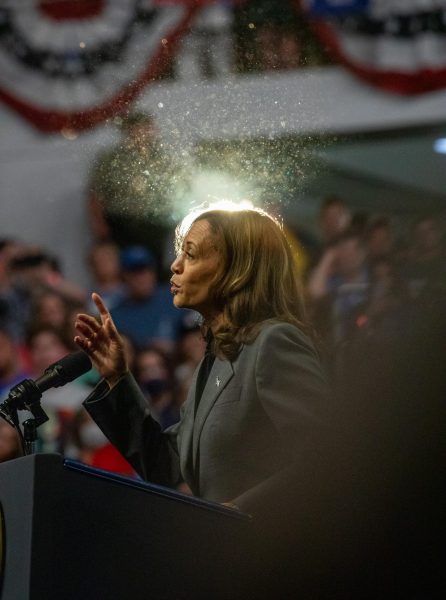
[34,351,92,394]
[1,351,92,415]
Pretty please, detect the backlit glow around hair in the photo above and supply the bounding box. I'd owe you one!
[176,199,264,253]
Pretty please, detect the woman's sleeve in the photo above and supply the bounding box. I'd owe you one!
[83,373,182,488]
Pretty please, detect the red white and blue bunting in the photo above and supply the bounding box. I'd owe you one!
[298,0,446,94]
[1,1,445,132]
[0,0,201,132]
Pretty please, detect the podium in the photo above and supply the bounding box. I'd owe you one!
[0,454,251,600]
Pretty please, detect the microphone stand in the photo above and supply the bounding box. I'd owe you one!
[0,379,49,456]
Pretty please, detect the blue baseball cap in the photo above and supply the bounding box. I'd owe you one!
[120,246,156,271]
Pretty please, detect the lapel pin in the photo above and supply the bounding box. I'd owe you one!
[216,376,221,387]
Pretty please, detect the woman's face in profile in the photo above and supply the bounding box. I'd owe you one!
[170,219,221,318]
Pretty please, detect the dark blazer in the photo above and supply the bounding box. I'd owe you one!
[83,321,329,511]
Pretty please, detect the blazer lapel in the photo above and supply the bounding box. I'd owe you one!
[192,357,234,471]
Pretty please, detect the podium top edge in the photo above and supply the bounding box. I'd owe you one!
[63,458,252,522]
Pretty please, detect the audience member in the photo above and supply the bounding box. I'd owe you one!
[306,229,370,383]
[334,256,412,399]
[364,258,409,331]
[401,214,446,298]
[318,195,352,248]
[10,248,85,304]
[86,240,125,312]
[30,290,71,330]
[134,346,179,430]
[26,325,92,452]
[0,238,31,342]
[111,245,182,353]
[0,327,30,400]
[66,409,136,476]
[365,216,394,263]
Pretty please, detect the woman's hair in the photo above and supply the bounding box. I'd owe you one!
[177,208,308,360]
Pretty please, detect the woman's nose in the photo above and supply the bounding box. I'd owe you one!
[171,254,182,274]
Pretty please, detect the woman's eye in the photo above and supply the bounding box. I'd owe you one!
[179,247,195,259]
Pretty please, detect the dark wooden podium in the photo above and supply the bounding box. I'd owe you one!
[0,454,251,600]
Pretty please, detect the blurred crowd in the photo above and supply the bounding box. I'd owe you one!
[0,237,205,483]
[304,197,446,390]
[1,194,445,491]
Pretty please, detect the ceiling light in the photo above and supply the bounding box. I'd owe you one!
[434,138,446,154]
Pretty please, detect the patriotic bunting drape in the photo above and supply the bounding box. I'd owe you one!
[0,0,201,132]
[1,1,445,133]
[298,0,446,94]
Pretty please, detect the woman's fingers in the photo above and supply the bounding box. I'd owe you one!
[75,319,100,342]
[105,316,121,342]
[77,313,101,330]
[75,315,100,333]
[74,335,88,351]
[92,293,110,323]
[74,335,99,357]
[76,322,112,356]
[74,297,123,371]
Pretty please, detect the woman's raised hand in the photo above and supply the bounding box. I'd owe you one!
[74,293,128,388]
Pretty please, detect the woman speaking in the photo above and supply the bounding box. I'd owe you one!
[74,208,328,512]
